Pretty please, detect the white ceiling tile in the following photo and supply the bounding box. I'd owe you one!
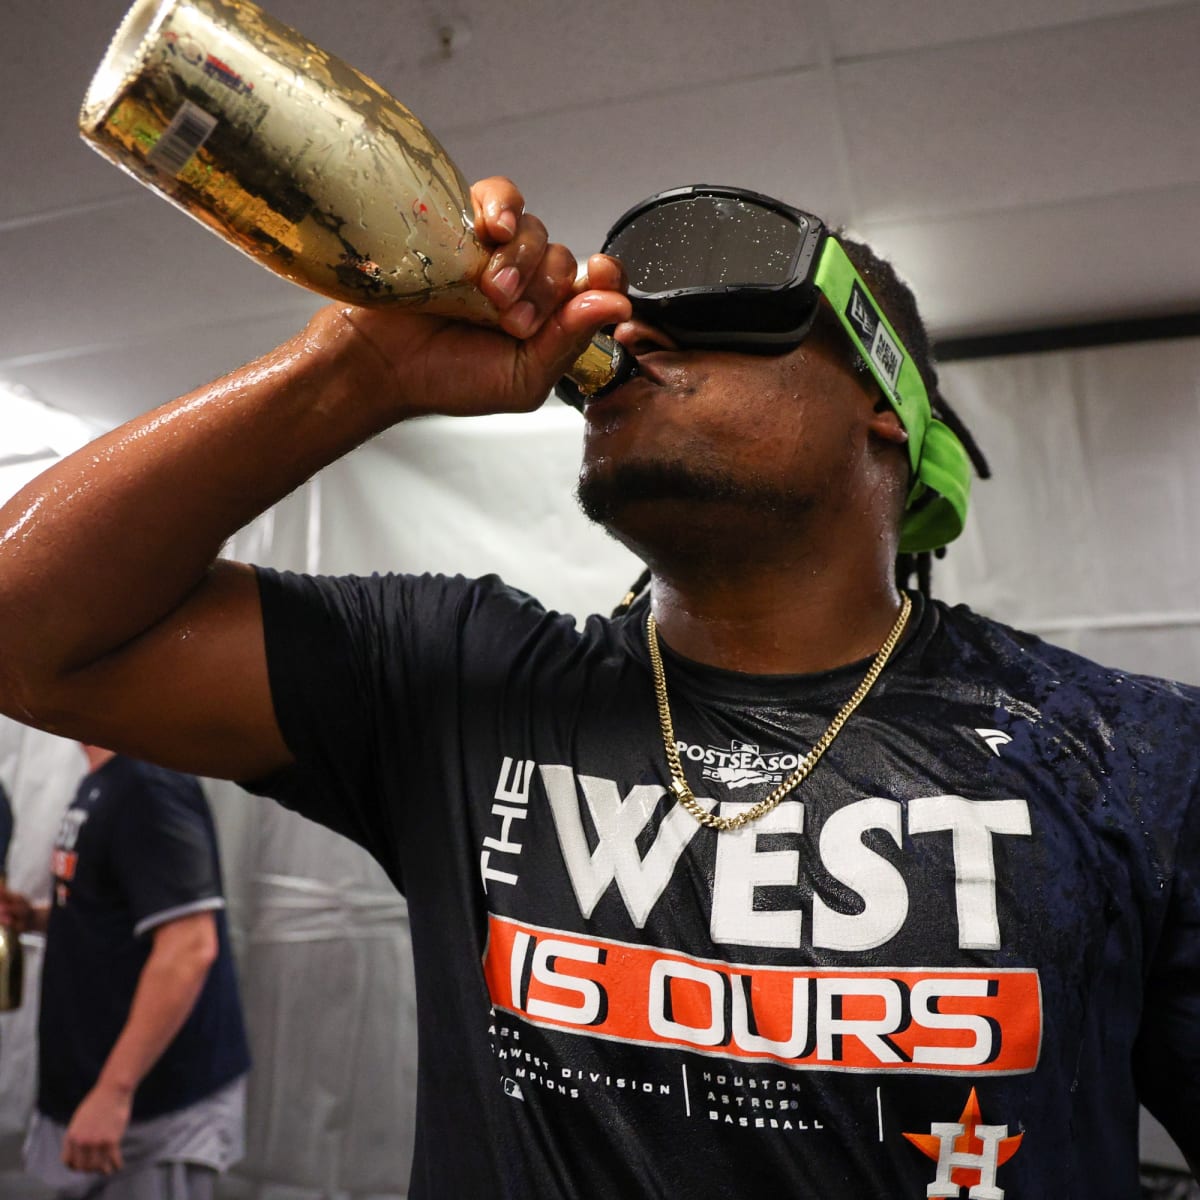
[826,0,1187,58]
[0,193,318,364]
[855,185,1200,338]
[444,70,852,261]
[837,6,1200,222]
[2,0,148,221]
[262,0,822,131]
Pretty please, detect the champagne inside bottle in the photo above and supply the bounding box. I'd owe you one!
[0,873,23,1012]
[79,0,631,400]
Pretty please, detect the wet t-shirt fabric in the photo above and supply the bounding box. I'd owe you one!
[246,569,1200,1199]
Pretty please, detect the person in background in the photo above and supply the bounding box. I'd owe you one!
[0,745,250,1199]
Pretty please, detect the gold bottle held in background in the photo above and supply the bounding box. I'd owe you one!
[79,0,630,399]
[0,872,23,1012]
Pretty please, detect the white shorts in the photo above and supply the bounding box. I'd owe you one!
[23,1075,245,1200]
[53,1160,216,1200]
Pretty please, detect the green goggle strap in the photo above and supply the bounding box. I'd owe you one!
[813,237,972,554]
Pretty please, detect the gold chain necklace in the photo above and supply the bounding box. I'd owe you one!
[646,594,912,833]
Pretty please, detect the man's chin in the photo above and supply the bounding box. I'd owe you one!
[575,460,812,532]
[576,460,722,527]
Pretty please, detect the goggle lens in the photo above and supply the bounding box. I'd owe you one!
[605,195,810,294]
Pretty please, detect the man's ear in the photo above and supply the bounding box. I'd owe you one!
[868,400,909,446]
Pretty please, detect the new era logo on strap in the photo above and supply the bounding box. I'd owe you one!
[847,284,878,343]
[844,281,904,390]
[974,729,1012,756]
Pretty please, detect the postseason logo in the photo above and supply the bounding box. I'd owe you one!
[845,282,904,392]
[674,739,800,790]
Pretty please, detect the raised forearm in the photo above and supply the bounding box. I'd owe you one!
[0,307,391,699]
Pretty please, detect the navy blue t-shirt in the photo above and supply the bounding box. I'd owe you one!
[247,570,1200,1199]
[39,756,250,1123]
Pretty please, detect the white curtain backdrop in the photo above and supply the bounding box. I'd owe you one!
[0,336,1196,1195]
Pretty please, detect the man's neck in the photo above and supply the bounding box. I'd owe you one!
[599,477,909,674]
[647,553,906,676]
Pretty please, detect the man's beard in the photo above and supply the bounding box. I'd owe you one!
[575,458,815,530]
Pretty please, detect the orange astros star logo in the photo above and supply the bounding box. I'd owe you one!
[904,1087,1023,1197]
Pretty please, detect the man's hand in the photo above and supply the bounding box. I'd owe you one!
[331,176,632,419]
[62,1082,131,1176]
[0,884,48,935]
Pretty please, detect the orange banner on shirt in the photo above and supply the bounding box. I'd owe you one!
[483,914,1041,1074]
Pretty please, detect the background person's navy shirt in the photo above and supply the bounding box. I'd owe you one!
[38,756,250,1123]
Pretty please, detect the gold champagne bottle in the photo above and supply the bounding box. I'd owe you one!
[0,872,23,1012]
[79,0,631,398]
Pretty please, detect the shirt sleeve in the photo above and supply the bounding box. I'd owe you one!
[243,568,526,887]
[243,567,582,895]
[109,769,223,938]
[1133,769,1200,1167]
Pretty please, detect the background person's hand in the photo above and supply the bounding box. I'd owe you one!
[62,1082,132,1176]
[0,882,42,934]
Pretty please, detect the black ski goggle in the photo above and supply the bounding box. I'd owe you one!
[555,185,971,553]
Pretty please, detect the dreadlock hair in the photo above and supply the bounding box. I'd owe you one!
[611,568,652,618]
[833,234,991,597]
[609,228,991,617]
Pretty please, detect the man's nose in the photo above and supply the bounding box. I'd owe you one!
[612,318,680,357]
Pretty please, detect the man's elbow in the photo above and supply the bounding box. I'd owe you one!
[182,919,220,976]
[190,926,220,975]
[152,911,220,979]
[0,655,83,739]
[0,658,47,729]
